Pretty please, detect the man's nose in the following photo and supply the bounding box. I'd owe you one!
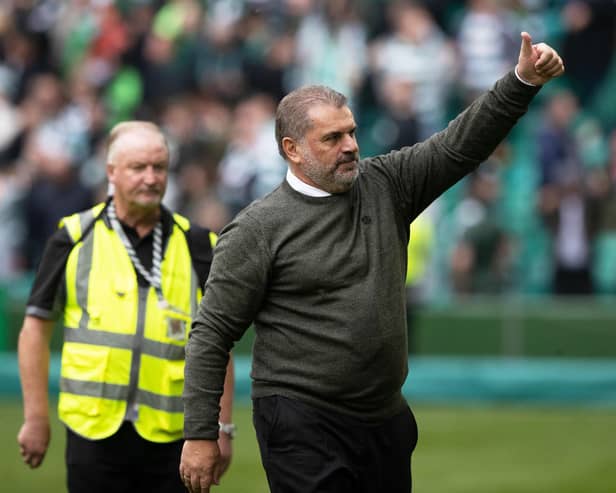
[341,133,358,153]
[143,166,157,182]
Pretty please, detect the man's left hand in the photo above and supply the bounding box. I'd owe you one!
[516,31,565,85]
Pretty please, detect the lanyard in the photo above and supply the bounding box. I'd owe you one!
[107,201,166,306]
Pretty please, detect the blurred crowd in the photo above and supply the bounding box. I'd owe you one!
[0,0,615,301]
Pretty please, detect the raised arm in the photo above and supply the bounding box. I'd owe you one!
[377,32,564,223]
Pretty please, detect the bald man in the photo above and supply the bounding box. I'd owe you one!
[17,121,234,493]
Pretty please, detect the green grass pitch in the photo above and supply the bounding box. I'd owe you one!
[2,399,615,492]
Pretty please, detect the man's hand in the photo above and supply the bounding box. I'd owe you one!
[180,439,222,493]
[17,416,50,468]
[516,31,565,86]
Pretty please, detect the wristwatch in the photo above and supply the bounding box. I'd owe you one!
[218,421,237,439]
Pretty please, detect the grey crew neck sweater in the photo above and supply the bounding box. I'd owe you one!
[183,71,540,439]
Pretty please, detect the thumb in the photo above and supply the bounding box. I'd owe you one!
[519,31,534,59]
[213,463,222,485]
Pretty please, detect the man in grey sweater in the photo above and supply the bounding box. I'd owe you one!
[180,32,564,493]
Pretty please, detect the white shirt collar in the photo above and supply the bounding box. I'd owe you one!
[286,169,331,197]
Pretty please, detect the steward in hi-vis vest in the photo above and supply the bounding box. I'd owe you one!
[58,201,214,442]
[18,121,235,493]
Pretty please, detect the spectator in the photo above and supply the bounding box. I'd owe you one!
[19,72,96,269]
[369,0,457,138]
[218,93,286,215]
[456,0,518,103]
[450,158,512,295]
[559,0,616,106]
[290,0,367,108]
[538,164,602,295]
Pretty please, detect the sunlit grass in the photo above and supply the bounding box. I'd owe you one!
[2,399,615,493]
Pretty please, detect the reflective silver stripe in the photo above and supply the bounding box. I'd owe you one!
[61,377,129,401]
[125,286,149,420]
[26,306,54,320]
[61,379,181,414]
[142,339,185,360]
[63,327,184,359]
[137,389,183,413]
[63,327,134,349]
[76,209,95,329]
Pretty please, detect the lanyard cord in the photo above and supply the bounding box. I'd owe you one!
[107,201,164,300]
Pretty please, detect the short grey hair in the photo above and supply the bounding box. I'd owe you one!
[275,85,348,159]
[106,121,168,165]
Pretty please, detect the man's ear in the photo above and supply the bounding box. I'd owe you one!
[282,137,301,165]
[106,163,115,184]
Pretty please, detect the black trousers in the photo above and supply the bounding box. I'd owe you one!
[65,421,185,493]
[253,395,418,493]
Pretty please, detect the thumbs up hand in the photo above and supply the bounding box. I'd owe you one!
[516,31,564,86]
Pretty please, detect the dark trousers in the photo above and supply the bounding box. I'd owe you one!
[253,395,418,493]
[66,421,185,493]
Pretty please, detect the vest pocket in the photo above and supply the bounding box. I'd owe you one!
[61,342,112,385]
[167,358,185,382]
[139,354,184,400]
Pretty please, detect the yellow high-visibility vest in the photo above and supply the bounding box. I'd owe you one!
[57,202,212,442]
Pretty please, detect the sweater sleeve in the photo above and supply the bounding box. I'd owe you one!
[183,212,271,439]
[373,69,541,222]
